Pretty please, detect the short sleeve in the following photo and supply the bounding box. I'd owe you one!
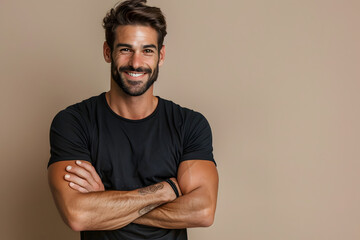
[48,109,91,167]
[180,111,216,165]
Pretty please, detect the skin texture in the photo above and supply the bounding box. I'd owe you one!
[48,25,219,231]
[134,160,218,228]
[103,25,165,120]
[64,160,218,229]
[48,160,178,231]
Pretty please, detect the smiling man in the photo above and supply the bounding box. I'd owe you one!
[47,1,218,240]
[111,26,161,97]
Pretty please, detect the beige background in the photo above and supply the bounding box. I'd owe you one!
[1,0,360,239]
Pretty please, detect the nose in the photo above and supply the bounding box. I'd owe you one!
[128,52,143,70]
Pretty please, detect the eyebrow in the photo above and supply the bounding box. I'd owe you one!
[115,43,132,49]
[143,44,157,50]
[115,43,157,50]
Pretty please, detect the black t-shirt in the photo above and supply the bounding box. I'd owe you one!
[48,92,215,240]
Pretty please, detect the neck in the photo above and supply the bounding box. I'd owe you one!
[106,83,158,120]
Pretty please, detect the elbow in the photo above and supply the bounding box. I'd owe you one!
[193,206,216,227]
[64,212,86,232]
[66,216,85,232]
[198,207,215,227]
[61,207,89,232]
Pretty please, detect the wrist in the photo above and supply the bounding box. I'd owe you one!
[165,179,180,198]
[160,180,176,202]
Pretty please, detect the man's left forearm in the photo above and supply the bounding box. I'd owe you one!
[134,160,219,229]
[133,185,216,228]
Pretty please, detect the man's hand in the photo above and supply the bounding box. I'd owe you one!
[64,160,105,193]
[49,160,178,231]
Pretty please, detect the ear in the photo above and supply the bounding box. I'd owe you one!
[103,41,112,63]
[158,45,166,67]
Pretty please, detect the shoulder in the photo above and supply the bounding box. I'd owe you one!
[159,97,208,124]
[52,93,104,124]
[160,98,215,163]
[158,97,212,142]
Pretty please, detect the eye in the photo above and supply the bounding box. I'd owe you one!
[143,49,154,55]
[120,48,132,53]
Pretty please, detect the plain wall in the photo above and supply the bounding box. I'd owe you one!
[1,0,360,239]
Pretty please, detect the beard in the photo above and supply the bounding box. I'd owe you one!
[111,60,159,97]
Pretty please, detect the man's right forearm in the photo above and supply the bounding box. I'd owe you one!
[63,183,170,231]
[48,161,175,231]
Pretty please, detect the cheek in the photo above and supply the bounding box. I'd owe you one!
[113,54,129,64]
[146,58,159,69]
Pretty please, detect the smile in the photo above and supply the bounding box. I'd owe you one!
[126,72,145,77]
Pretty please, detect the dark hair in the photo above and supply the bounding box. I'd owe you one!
[103,0,167,52]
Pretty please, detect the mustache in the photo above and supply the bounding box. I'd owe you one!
[119,66,152,74]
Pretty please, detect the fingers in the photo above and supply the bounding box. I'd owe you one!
[74,161,105,191]
[65,164,97,188]
[68,181,89,193]
[64,172,92,191]
[64,161,105,192]
[75,160,103,185]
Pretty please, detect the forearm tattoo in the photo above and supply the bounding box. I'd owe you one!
[138,183,164,195]
[139,204,159,216]
[137,183,164,216]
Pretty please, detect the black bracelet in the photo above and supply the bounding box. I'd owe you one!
[165,179,180,198]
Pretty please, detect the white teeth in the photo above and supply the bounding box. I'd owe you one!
[128,72,144,77]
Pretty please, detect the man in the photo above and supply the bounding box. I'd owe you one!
[47,0,218,239]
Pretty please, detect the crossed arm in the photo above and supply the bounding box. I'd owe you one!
[134,160,218,228]
[48,159,218,231]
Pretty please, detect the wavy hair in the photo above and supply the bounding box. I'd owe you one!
[103,0,167,52]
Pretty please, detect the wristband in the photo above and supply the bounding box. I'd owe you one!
[165,179,180,198]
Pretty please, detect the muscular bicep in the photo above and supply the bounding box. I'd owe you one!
[48,160,84,224]
[177,160,218,197]
[48,160,86,194]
